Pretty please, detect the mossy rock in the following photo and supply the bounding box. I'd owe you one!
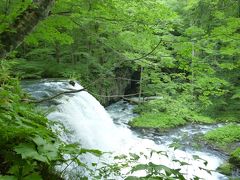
[204,124,240,150]
[217,162,233,176]
[229,148,240,168]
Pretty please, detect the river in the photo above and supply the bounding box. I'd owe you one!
[22,80,231,179]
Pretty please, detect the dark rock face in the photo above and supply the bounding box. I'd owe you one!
[97,68,140,106]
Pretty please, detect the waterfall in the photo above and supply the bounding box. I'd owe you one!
[23,80,227,180]
[47,82,140,152]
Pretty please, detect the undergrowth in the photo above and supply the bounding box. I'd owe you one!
[130,95,215,130]
[204,124,240,150]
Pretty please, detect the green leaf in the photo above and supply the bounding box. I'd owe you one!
[131,164,149,173]
[0,176,17,180]
[125,176,139,180]
[38,143,59,161]
[80,148,103,157]
[14,143,48,163]
[23,173,42,180]
[32,136,46,146]
[129,153,140,160]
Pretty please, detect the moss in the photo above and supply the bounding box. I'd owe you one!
[129,112,187,130]
[229,148,240,168]
[204,124,240,149]
[187,114,216,124]
[217,162,233,176]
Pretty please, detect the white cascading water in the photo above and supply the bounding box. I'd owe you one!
[24,81,228,179]
[47,83,140,152]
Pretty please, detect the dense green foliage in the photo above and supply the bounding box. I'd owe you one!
[130,112,186,130]
[130,96,216,130]
[2,0,240,116]
[0,0,240,179]
[0,63,60,179]
[204,124,240,150]
[129,0,240,129]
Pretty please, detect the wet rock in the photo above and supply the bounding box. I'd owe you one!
[217,162,233,176]
[229,148,240,168]
[69,80,75,86]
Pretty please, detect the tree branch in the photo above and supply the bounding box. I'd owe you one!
[122,39,162,62]
[23,88,85,104]
[22,89,146,104]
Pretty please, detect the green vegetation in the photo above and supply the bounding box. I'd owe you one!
[0,64,64,178]
[130,96,215,130]
[204,125,240,150]
[130,112,186,131]
[127,0,240,131]
[217,163,233,176]
[11,60,82,79]
[0,0,240,179]
[204,125,240,171]
[217,148,240,176]
[230,148,240,168]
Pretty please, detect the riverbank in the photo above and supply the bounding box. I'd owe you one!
[127,97,240,177]
[107,101,238,179]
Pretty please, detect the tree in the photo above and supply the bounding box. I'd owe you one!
[0,0,55,58]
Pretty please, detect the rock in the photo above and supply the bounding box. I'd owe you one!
[97,68,135,106]
[123,96,163,104]
[229,148,240,168]
[217,162,233,176]
[69,80,75,86]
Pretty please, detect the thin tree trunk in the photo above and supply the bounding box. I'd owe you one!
[71,44,75,65]
[4,0,10,15]
[138,66,143,103]
[55,42,60,63]
[0,0,55,58]
[191,41,195,101]
[238,0,240,18]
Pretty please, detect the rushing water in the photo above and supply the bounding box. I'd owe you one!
[22,80,231,180]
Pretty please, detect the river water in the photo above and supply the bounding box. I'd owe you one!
[22,80,231,179]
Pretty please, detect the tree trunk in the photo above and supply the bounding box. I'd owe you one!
[191,41,195,101]
[238,0,240,18]
[71,44,75,65]
[55,42,60,63]
[138,66,143,103]
[0,0,55,58]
